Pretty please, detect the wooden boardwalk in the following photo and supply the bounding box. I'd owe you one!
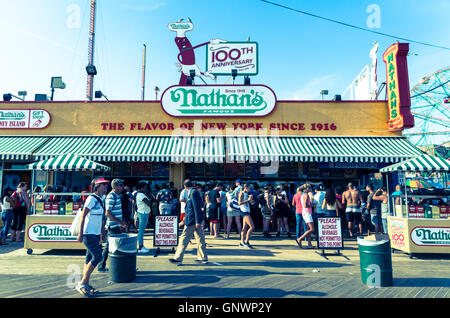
[0,231,449,299]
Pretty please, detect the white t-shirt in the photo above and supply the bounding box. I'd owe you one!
[136,192,151,214]
[179,189,189,214]
[83,195,105,235]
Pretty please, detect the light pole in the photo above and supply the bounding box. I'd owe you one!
[154,86,160,100]
[50,77,66,101]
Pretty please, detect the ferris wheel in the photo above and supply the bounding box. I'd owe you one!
[404,67,450,149]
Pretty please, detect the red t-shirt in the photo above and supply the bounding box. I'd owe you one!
[292,193,303,214]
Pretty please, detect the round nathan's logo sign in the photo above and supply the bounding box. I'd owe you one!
[161,85,277,117]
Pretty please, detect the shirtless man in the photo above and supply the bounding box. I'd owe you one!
[342,182,363,237]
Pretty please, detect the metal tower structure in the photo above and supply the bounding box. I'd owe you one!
[403,67,450,148]
[86,0,97,101]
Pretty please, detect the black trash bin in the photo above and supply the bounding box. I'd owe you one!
[108,234,138,283]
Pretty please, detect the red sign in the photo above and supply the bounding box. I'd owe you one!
[382,43,414,131]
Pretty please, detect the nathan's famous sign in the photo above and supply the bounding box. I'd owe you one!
[383,42,414,131]
[161,85,276,117]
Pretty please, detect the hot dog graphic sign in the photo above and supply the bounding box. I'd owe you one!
[168,18,259,82]
[165,19,270,117]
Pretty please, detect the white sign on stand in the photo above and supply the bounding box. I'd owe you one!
[154,215,179,247]
[317,217,344,256]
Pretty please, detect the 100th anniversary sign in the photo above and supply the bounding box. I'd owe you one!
[161,85,277,117]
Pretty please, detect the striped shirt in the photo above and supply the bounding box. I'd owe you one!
[105,191,122,228]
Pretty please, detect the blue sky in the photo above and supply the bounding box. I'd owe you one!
[0,0,449,103]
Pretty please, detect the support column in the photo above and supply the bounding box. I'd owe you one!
[169,163,185,190]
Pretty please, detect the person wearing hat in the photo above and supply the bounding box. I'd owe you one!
[97,178,128,272]
[76,178,109,296]
[1,187,15,245]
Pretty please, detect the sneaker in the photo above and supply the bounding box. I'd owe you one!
[245,242,254,249]
[169,258,182,265]
[194,259,209,264]
[239,242,246,248]
[138,247,150,254]
[97,267,109,273]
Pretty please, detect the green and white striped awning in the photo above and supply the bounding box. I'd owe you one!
[0,136,49,160]
[226,136,423,163]
[380,154,450,173]
[28,154,111,171]
[32,136,224,163]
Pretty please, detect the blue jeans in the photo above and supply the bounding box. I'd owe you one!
[137,213,150,247]
[382,217,388,234]
[1,210,13,239]
[295,214,308,239]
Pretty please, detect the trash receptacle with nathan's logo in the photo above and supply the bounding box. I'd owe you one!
[108,234,138,283]
[357,236,393,287]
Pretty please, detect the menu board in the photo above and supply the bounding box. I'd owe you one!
[111,162,132,176]
[186,163,205,178]
[317,217,343,250]
[205,163,224,177]
[225,163,245,177]
[304,163,321,178]
[131,162,152,176]
[152,162,169,177]
[245,163,263,178]
[278,162,298,178]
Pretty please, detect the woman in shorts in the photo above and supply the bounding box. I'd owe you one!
[238,184,255,248]
[225,184,242,238]
[76,178,109,297]
[296,185,315,249]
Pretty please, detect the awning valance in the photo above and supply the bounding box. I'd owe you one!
[28,154,111,171]
[32,136,224,163]
[226,136,423,163]
[380,154,450,173]
[0,136,49,160]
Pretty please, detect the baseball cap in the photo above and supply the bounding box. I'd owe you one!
[111,179,125,187]
[94,178,110,185]
[236,179,242,184]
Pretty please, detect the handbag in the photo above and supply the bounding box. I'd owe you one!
[70,208,83,236]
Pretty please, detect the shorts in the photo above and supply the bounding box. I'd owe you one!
[346,211,362,224]
[346,206,361,213]
[240,211,251,218]
[227,208,240,217]
[207,206,220,222]
[261,209,272,221]
[371,214,380,225]
[83,234,103,267]
[302,212,313,224]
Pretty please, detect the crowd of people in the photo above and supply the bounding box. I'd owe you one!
[0,178,395,296]
[0,178,395,248]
